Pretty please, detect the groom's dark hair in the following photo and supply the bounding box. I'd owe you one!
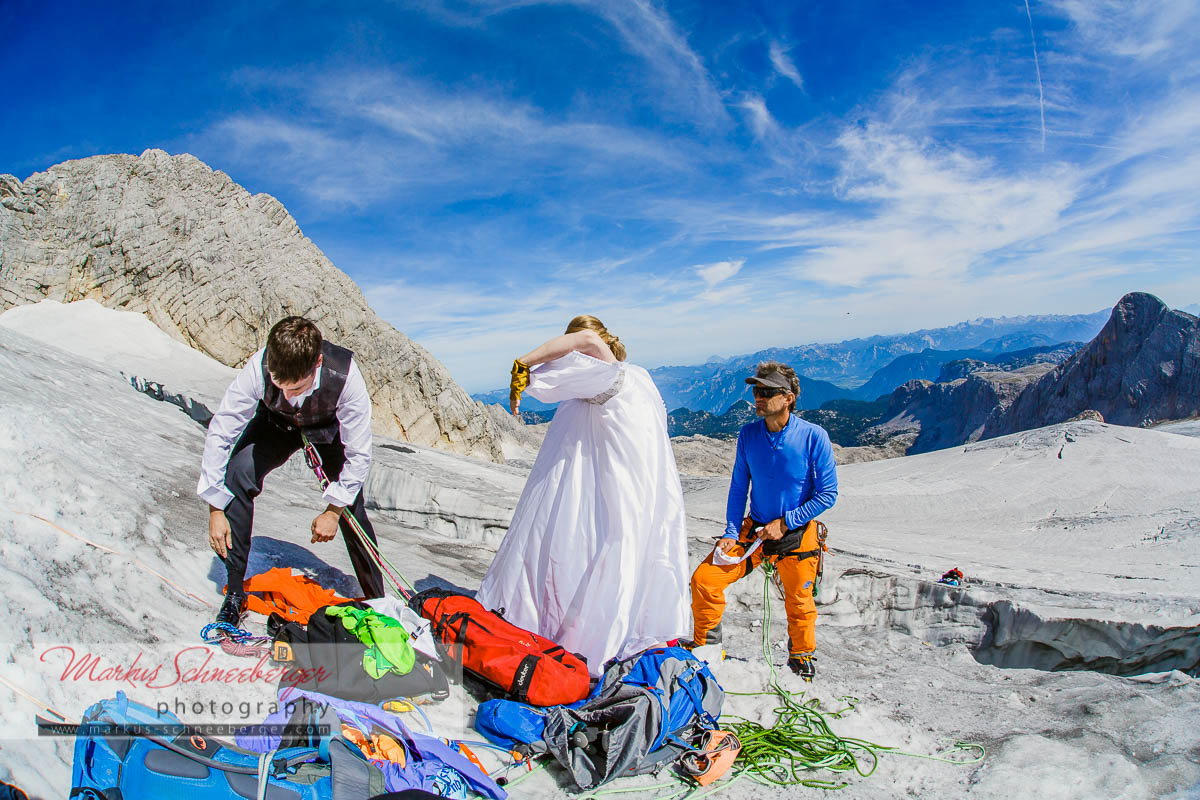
[265,317,323,383]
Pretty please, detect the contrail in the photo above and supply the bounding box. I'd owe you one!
[1024,0,1047,152]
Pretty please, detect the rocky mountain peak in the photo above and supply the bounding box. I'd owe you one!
[984,292,1199,437]
[0,149,503,461]
[858,292,1198,456]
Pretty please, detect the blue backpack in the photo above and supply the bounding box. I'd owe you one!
[476,646,724,789]
[64,691,385,799]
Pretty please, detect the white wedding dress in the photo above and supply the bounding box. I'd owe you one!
[477,351,690,675]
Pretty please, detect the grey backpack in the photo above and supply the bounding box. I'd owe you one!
[540,646,724,790]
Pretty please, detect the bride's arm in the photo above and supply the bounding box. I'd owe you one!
[518,330,615,367]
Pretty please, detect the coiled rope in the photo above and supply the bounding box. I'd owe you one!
[717,561,984,791]
[200,621,274,658]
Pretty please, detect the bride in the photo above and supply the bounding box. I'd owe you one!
[476,315,690,675]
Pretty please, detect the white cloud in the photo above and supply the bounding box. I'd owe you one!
[415,0,730,128]
[768,41,803,90]
[194,70,699,212]
[737,95,779,141]
[695,259,743,287]
[193,1,1200,388]
[1048,0,1200,64]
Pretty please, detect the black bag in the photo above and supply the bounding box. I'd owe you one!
[273,602,449,703]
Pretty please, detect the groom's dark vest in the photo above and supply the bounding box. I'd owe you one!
[261,341,354,444]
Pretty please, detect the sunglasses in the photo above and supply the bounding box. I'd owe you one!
[752,386,788,399]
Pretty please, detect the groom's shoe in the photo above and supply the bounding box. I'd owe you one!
[215,591,247,626]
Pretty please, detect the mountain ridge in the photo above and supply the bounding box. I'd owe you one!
[473,310,1109,414]
[864,293,1200,454]
[0,149,505,461]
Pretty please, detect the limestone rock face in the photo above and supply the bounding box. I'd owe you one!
[861,293,1199,455]
[984,293,1200,438]
[0,150,502,461]
[863,365,1053,455]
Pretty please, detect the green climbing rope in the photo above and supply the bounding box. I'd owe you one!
[713,561,984,791]
[507,558,987,799]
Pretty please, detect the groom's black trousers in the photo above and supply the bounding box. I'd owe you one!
[220,407,385,599]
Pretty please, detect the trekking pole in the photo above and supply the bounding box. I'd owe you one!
[0,673,67,722]
[300,432,414,599]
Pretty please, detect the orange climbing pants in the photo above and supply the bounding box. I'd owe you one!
[690,519,823,658]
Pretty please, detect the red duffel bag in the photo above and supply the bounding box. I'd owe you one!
[409,588,591,707]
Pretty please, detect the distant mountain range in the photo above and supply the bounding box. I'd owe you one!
[853,341,1082,401]
[668,397,890,446]
[473,308,1110,414]
[648,312,1109,412]
[863,293,1200,454]
[668,294,1198,454]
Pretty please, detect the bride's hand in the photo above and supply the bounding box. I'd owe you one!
[509,359,531,416]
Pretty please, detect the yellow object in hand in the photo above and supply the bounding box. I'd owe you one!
[510,359,531,412]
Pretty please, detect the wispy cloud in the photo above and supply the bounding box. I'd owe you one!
[195,69,700,215]
[695,259,744,287]
[768,41,803,90]
[736,95,780,142]
[169,0,1200,390]
[414,0,730,129]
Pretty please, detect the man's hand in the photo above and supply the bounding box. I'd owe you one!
[716,537,740,555]
[208,507,232,557]
[311,507,342,543]
[759,517,788,541]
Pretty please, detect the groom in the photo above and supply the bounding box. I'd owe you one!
[197,316,384,625]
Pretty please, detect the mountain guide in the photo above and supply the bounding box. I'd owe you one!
[198,316,385,626]
[688,361,838,681]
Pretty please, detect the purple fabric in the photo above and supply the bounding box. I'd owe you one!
[237,687,505,799]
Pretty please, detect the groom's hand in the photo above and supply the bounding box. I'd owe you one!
[311,507,341,543]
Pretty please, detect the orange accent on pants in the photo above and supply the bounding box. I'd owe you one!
[690,520,821,657]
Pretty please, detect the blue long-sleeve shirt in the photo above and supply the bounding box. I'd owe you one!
[724,415,839,538]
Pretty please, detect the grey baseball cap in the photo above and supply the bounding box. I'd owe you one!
[745,372,792,391]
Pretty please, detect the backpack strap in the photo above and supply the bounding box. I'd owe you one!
[676,663,719,730]
[255,749,278,800]
[511,655,540,703]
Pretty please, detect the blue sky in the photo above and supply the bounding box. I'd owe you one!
[3,1,1199,391]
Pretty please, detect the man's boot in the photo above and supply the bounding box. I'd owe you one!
[787,654,816,682]
[215,591,247,626]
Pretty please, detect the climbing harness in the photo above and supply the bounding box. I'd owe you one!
[300,431,415,599]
